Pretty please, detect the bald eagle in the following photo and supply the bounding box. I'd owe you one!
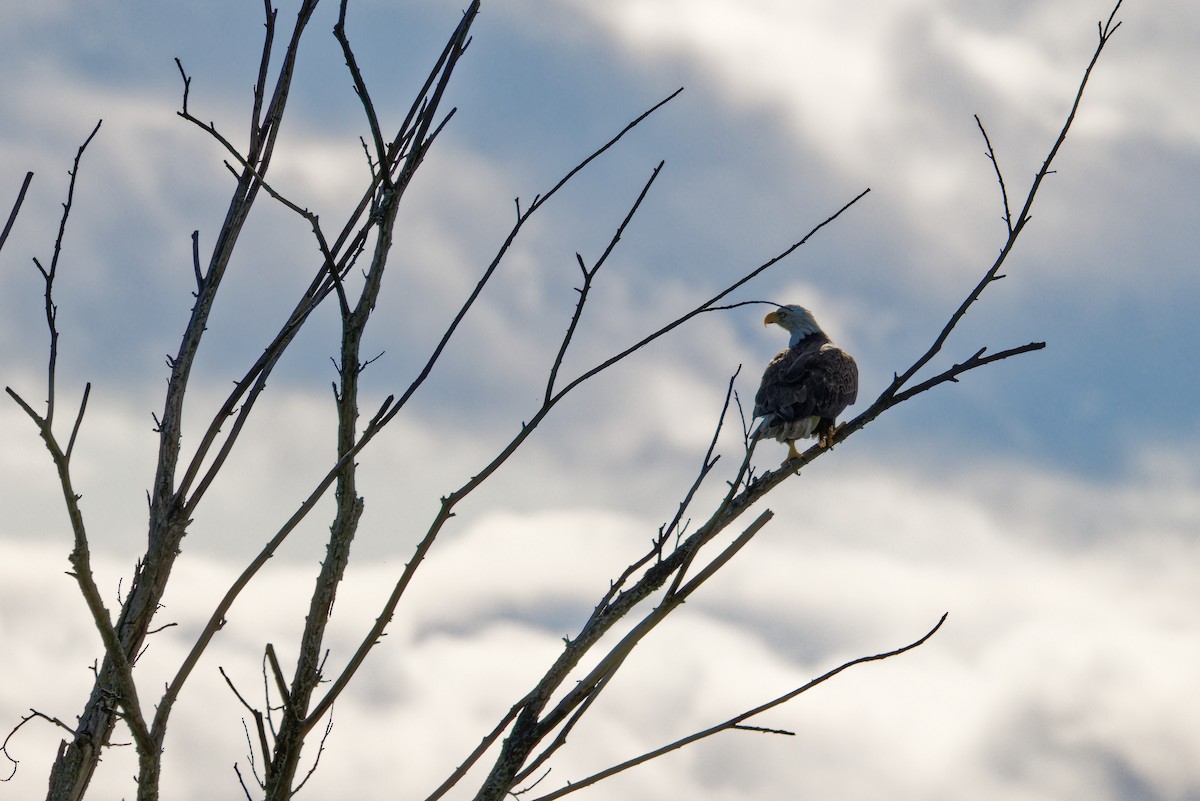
[753,304,858,461]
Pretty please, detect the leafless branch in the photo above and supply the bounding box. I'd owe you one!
[545,161,665,405]
[658,368,740,552]
[175,59,341,281]
[334,0,388,180]
[974,115,1013,233]
[297,91,688,737]
[386,90,684,428]
[167,2,483,522]
[454,8,1123,798]
[513,767,554,797]
[516,501,752,791]
[475,507,773,801]
[264,644,292,718]
[4,122,161,779]
[0,171,33,254]
[706,299,781,313]
[882,3,1121,400]
[4,2,1122,798]
[234,761,257,801]
[63,382,90,462]
[531,615,948,801]
[291,708,334,793]
[421,697,532,801]
[312,181,863,740]
[511,676,609,788]
[731,724,796,736]
[19,4,328,798]
[565,189,869,399]
[2,710,75,781]
[28,120,100,427]
[249,0,279,148]
[442,253,851,800]
[220,666,271,778]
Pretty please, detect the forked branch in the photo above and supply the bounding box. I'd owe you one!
[455,6,1123,799]
[884,1,1122,398]
[4,122,157,772]
[531,614,948,801]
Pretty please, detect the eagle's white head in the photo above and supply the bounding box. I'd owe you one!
[764,304,824,348]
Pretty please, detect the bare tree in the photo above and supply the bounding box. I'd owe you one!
[1,1,1123,799]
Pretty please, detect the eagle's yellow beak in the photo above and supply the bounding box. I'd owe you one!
[763,310,780,326]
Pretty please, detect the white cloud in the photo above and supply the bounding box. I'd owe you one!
[2,2,1198,800]
[555,0,1199,298]
[576,0,901,173]
[3,445,1197,800]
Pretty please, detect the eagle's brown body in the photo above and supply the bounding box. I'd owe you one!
[754,305,858,459]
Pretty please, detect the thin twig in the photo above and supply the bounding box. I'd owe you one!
[292,708,335,793]
[731,724,795,736]
[544,162,665,405]
[264,644,292,716]
[234,761,256,801]
[0,171,34,254]
[974,115,1013,233]
[36,120,101,427]
[219,666,272,772]
[2,710,76,781]
[190,230,204,290]
[658,369,738,547]
[249,0,278,151]
[335,0,389,183]
[64,382,90,462]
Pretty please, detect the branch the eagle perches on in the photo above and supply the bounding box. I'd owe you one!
[1,1,1122,799]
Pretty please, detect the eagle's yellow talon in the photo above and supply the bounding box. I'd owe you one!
[819,423,845,449]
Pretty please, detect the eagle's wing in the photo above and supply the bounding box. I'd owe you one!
[754,340,858,424]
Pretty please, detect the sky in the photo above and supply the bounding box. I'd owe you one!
[1,1,1198,800]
